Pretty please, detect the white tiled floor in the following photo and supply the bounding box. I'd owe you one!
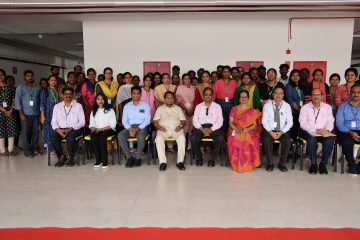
[0,152,359,228]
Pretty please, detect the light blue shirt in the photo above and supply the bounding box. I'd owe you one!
[336,100,360,133]
[122,101,150,130]
[14,83,41,115]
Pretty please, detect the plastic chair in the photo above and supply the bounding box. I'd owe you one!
[123,135,152,165]
[339,143,360,174]
[47,135,84,166]
[189,137,228,167]
[260,139,296,170]
[297,137,337,172]
[153,137,189,165]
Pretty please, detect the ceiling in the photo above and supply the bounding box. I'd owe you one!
[0,10,359,62]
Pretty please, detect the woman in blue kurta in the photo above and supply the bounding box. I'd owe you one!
[40,75,59,154]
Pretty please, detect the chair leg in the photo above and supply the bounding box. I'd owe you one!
[150,139,155,160]
[259,143,263,168]
[220,147,224,167]
[111,140,115,165]
[85,141,90,160]
[291,142,295,170]
[82,140,85,165]
[116,138,121,165]
[300,143,304,171]
[47,144,51,166]
[341,154,345,174]
[76,142,80,166]
[190,147,194,166]
[225,142,229,167]
[333,143,337,172]
[153,142,158,165]
[147,140,151,166]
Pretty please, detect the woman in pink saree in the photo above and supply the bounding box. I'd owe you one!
[228,90,262,172]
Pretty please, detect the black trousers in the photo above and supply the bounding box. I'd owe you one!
[290,110,300,142]
[262,130,291,166]
[91,129,115,165]
[338,130,360,171]
[190,128,224,161]
[51,129,82,159]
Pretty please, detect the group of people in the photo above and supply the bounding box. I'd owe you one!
[1,63,360,175]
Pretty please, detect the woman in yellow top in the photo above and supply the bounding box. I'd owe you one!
[154,73,176,107]
[95,67,119,108]
[233,73,261,110]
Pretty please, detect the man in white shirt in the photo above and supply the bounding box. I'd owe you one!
[154,91,186,171]
[262,87,293,172]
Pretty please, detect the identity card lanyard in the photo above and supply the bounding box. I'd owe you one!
[64,105,73,126]
[351,105,360,128]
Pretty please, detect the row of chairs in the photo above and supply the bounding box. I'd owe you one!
[47,134,351,174]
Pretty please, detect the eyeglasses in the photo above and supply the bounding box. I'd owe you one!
[206,107,209,116]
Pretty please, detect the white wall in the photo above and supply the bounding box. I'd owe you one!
[83,13,354,82]
[0,59,51,84]
[0,42,81,85]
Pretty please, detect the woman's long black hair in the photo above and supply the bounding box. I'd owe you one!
[92,93,112,116]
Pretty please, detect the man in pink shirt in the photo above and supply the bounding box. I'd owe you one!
[299,88,334,175]
[51,86,85,167]
[191,87,224,167]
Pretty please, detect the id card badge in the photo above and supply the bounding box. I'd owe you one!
[29,100,34,106]
[351,121,357,128]
[299,101,303,107]
[2,102,7,108]
[107,99,111,104]
[273,122,277,129]
[232,130,236,136]
[225,97,229,103]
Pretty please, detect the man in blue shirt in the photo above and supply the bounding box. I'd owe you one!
[14,70,41,157]
[336,84,360,176]
[118,86,150,168]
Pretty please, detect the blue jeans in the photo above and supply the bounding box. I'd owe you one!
[21,115,39,155]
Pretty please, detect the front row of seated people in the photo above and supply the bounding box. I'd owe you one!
[50,84,360,175]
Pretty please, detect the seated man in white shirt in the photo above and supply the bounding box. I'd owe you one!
[299,88,334,174]
[154,91,186,171]
[262,87,293,172]
[190,87,224,167]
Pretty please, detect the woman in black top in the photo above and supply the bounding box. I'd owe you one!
[259,68,285,107]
